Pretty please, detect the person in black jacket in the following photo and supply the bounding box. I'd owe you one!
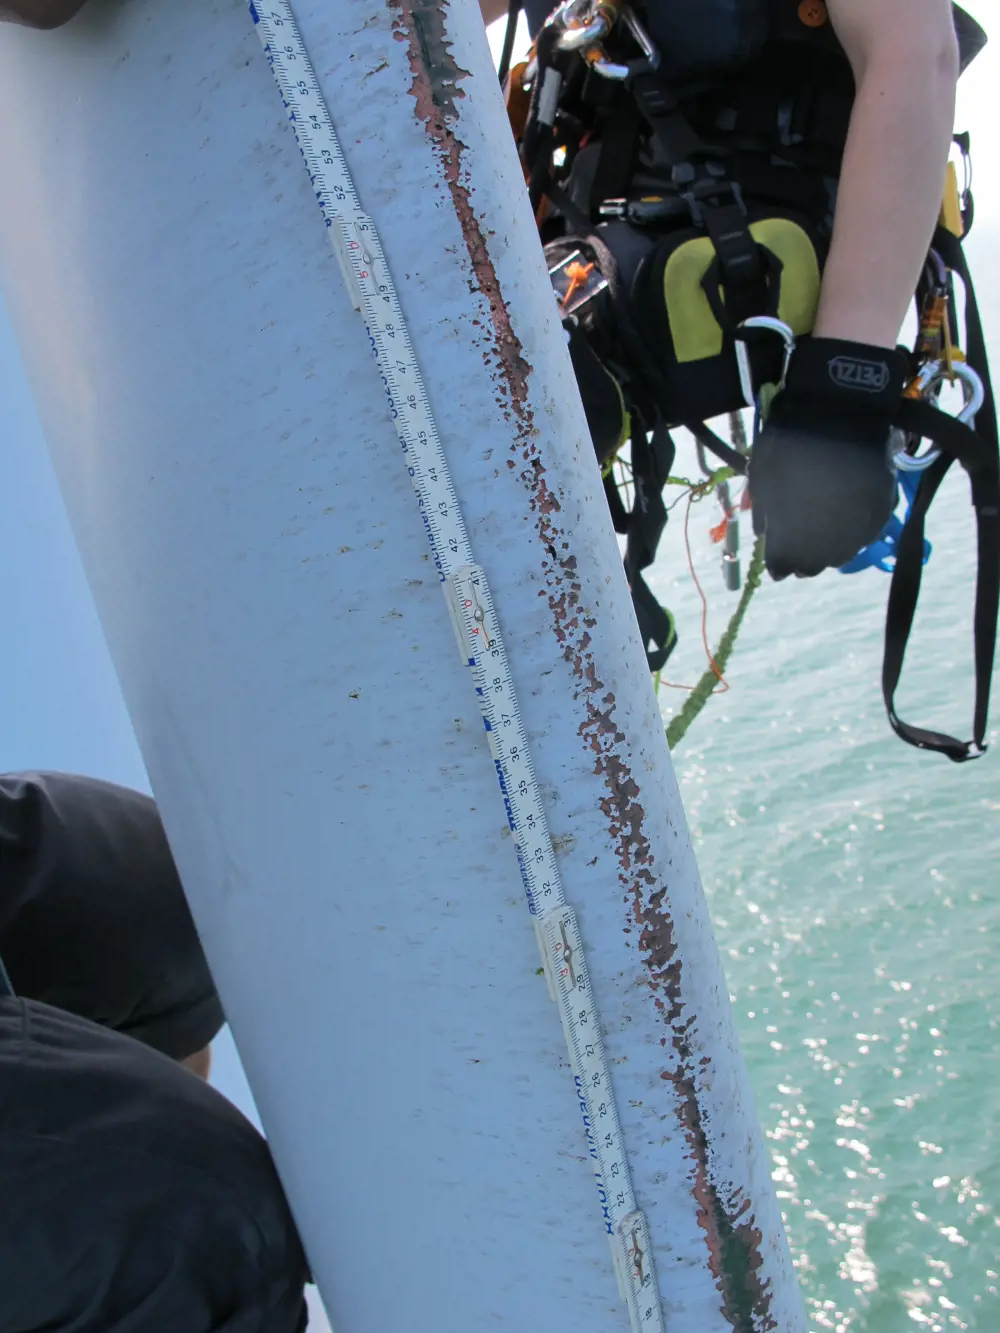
[0,774,311,1333]
[0,771,222,1077]
[0,995,311,1333]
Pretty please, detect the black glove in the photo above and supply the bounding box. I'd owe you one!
[749,336,908,580]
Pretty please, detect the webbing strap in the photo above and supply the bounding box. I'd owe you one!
[703,202,765,290]
[630,70,707,167]
[497,0,521,90]
[883,229,1000,760]
[686,421,749,477]
[588,101,643,213]
[621,421,679,670]
[631,571,677,671]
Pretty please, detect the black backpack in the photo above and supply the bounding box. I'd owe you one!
[505,1,998,761]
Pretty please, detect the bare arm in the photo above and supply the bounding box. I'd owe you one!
[0,0,87,25]
[816,0,959,348]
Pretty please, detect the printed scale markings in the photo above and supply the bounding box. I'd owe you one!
[248,6,664,1329]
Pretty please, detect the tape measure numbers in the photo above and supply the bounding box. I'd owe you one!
[451,568,661,1329]
[249,7,665,1328]
[450,565,560,917]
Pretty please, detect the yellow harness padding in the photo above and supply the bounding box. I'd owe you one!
[663,218,822,363]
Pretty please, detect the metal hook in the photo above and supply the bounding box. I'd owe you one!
[621,5,659,67]
[548,1,658,80]
[559,15,612,49]
[556,0,619,50]
[544,0,590,29]
[734,317,796,409]
[894,360,985,473]
[584,46,630,79]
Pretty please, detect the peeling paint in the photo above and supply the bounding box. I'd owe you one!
[391,0,533,425]
[388,3,775,1327]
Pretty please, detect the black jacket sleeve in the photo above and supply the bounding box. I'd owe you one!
[0,998,309,1333]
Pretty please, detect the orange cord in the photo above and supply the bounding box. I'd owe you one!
[708,514,729,544]
[710,486,751,537]
[561,260,595,309]
[655,493,730,695]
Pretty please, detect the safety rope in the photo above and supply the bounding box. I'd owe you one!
[665,533,765,750]
[658,409,762,749]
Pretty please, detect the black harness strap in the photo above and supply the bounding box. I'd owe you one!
[883,228,1000,761]
[623,419,679,670]
[522,25,562,214]
[603,468,631,532]
[687,421,749,476]
[630,572,677,671]
[497,0,521,90]
[543,180,593,234]
[630,69,709,167]
[703,200,765,288]
[588,101,644,213]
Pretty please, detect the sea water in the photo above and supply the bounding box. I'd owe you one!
[652,419,999,1330]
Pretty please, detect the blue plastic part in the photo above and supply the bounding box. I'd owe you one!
[839,469,933,575]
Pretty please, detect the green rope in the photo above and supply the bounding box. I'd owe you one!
[665,534,766,751]
[665,467,734,493]
[608,413,762,749]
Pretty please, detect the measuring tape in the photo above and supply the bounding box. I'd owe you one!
[248,6,664,1328]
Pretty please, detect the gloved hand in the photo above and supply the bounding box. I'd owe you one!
[749,336,908,580]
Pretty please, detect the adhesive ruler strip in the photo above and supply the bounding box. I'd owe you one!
[248,7,663,1329]
[452,566,663,1333]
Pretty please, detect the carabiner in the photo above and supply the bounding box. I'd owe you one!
[621,5,660,68]
[584,46,630,79]
[555,0,621,51]
[544,0,590,30]
[584,5,658,78]
[734,317,796,409]
[894,360,985,474]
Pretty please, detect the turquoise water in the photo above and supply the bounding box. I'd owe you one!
[652,410,999,1329]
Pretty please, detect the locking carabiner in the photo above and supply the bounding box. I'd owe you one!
[894,359,985,474]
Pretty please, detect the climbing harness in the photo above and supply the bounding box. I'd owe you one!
[505,0,997,758]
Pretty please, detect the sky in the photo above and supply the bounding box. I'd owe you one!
[0,4,996,1330]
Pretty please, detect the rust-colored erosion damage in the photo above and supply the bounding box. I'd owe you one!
[388,3,775,1327]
